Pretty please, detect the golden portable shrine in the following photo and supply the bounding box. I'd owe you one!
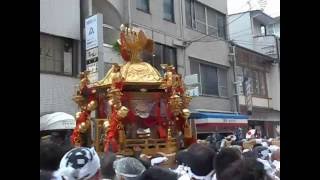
[71,25,195,156]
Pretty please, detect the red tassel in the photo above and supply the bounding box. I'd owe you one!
[104,110,120,153]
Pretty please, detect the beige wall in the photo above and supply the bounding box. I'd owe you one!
[40,0,80,40]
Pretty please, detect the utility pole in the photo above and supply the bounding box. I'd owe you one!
[229,41,240,114]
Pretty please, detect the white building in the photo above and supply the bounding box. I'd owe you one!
[40,0,81,115]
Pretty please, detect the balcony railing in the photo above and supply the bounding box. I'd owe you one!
[253,35,278,59]
[239,95,273,109]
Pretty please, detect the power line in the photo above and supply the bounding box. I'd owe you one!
[232,40,275,46]
[227,11,247,26]
[196,39,275,46]
[186,12,247,44]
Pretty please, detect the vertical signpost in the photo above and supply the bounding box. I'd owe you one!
[85,14,104,145]
[85,14,104,84]
[243,77,253,115]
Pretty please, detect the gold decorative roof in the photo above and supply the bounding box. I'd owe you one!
[121,61,162,84]
[96,61,163,87]
[95,25,163,88]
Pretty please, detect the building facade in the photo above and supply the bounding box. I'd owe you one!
[81,0,245,135]
[228,10,279,59]
[228,11,280,138]
[40,0,81,115]
[235,45,279,138]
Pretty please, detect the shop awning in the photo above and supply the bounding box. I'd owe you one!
[190,112,249,133]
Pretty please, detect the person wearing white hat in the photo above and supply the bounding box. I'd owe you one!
[113,157,146,180]
[40,112,76,131]
[55,147,101,180]
[172,144,216,180]
[40,112,76,146]
[245,129,256,139]
[261,142,269,148]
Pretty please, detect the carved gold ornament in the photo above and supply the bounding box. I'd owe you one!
[117,106,129,118]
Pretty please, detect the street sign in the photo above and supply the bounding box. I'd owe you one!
[85,14,103,84]
[85,15,99,50]
[86,57,98,64]
[86,62,98,73]
[86,47,98,60]
[184,74,199,86]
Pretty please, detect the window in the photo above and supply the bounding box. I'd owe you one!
[260,25,266,36]
[163,0,174,22]
[195,2,206,34]
[236,67,244,95]
[218,68,228,97]
[103,24,119,45]
[185,0,226,38]
[207,8,218,36]
[251,70,260,95]
[237,66,267,97]
[190,58,228,97]
[259,71,267,97]
[40,33,74,75]
[185,0,193,28]
[200,63,218,95]
[136,0,149,13]
[142,43,177,74]
[217,13,226,39]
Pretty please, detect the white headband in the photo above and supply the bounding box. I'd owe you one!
[151,157,168,166]
[115,170,142,178]
[174,165,214,180]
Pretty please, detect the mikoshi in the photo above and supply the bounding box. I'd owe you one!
[70,24,195,158]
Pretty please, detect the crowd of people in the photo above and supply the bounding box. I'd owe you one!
[40,132,280,180]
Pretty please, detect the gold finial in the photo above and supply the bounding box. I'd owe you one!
[118,24,154,63]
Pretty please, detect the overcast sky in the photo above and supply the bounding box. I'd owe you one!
[227,0,280,17]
